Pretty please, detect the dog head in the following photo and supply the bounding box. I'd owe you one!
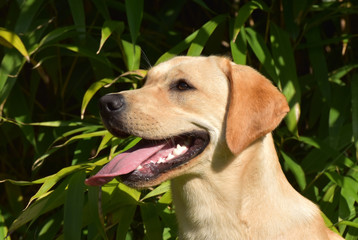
[85,56,289,188]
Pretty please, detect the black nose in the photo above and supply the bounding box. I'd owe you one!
[99,94,126,115]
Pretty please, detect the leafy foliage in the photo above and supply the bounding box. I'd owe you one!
[0,0,357,239]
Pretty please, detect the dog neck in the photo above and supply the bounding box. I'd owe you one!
[170,133,326,240]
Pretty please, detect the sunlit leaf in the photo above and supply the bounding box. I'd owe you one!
[81,78,113,119]
[142,181,171,201]
[97,20,124,54]
[121,39,141,71]
[352,74,358,160]
[187,14,226,56]
[232,0,268,42]
[245,27,278,82]
[280,151,306,190]
[0,28,30,61]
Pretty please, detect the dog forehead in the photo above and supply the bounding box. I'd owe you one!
[146,56,222,84]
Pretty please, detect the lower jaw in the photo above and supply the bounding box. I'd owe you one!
[118,133,210,187]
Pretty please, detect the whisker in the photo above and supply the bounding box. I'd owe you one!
[141,49,152,69]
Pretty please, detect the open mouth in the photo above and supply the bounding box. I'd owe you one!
[85,131,210,186]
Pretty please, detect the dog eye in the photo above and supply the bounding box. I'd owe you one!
[175,80,193,91]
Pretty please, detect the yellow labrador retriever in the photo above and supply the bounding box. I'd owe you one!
[85,56,343,240]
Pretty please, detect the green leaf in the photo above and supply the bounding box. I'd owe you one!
[352,74,358,160]
[91,0,111,20]
[57,44,121,72]
[87,186,108,240]
[280,151,306,190]
[68,0,86,40]
[4,182,24,216]
[115,205,137,240]
[0,51,25,105]
[14,0,45,33]
[141,181,171,201]
[156,31,199,64]
[270,23,301,135]
[141,203,162,240]
[232,0,268,42]
[9,178,69,233]
[27,164,93,205]
[329,63,358,85]
[81,78,113,119]
[37,212,63,240]
[92,131,114,159]
[0,28,30,61]
[337,220,358,229]
[245,27,278,82]
[187,14,226,56]
[231,26,247,65]
[55,130,108,148]
[125,0,143,45]
[35,26,78,52]
[306,27,331,103]
[64,171,86,240]
[97,20,125,54]
[121,39,141,71]
[321,211,340,234]
[156,15,226,64]
[0,208,9,240]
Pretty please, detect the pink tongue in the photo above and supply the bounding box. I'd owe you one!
[85,142,166,186]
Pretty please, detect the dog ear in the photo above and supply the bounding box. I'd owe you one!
[223,60,289,155]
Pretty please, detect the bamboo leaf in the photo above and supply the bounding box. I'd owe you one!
[91,131,114,159]
[57,44,121,71]
[26,164,94,205]
[232,0,268,42]
[91,0,111,20]
[81,78,113,119]
[68,0,86,40]
[245,27,278,82]
[352,74,358,160]
[35,26,78,52]
[125,0,143,45]
[337,220,358,229]
[87,186,108,240]
[141,181,171,201]
[0,209,9,240]
[187,14,226,56]
[0,51,24,105]
[0,28,30,61]
[231,27,247,65]
[64,171,86,240]
[97,20,124,54]
[306,27,331,103]
[121,39,141,71]
[156,31,199,64]
[115,205,137,240]
[141,203,162,240]
[270,23,301,135]
[280,151,306,190]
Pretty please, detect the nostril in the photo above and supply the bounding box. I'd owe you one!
[107,99,122,111]
[99,94,125,113]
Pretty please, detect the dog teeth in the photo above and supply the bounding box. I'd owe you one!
[136,165,143,170]
[156,143,189,164]
[166,153,175,160]
[173,144,188,156]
